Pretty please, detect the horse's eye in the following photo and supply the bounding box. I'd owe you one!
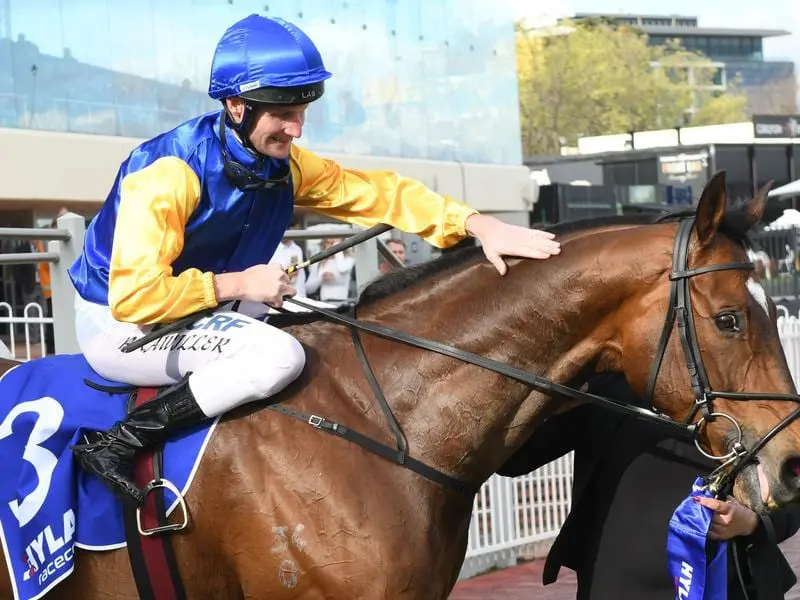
[714,312,742,333]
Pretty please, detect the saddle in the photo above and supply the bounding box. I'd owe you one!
[266,300,355,328]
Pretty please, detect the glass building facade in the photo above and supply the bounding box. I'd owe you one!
[647,34,765,62]
[0,0,522,164]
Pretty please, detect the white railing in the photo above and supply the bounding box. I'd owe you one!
[0,302,50,361]
[0,213,86,355]
[459,453,573,579]
[778,314,800,385]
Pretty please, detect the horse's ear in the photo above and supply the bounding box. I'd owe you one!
[695,171,728,247]
[743,181,772,229]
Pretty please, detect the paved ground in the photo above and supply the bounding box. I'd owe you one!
[450,535,800,599]
[450,558,577,600]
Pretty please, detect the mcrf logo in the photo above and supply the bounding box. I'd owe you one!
[674,561,694,599]
[21,509,75,584]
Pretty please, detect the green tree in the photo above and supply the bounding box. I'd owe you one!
[517,21,749,156]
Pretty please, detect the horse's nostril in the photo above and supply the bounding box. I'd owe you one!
[780,455,800,486]
[786,457,800,478]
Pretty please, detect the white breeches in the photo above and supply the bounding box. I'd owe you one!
[74,295,305,418]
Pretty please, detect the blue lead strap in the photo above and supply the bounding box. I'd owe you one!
[667,477,728,599]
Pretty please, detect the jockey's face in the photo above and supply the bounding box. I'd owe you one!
[248,103,308,159]
[225,97,308,159]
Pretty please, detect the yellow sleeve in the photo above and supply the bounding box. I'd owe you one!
[290,145,478,248]
[108,156,217,325]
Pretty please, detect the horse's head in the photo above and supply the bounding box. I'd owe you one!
[610,171,800,509]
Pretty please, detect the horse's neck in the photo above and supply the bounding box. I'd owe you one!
[351,226,659,486]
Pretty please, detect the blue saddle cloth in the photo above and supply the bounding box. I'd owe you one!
[0,354,216,600]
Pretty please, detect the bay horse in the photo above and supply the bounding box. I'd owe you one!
[2,171,800,599]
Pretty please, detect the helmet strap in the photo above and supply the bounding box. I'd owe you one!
[217,107,290,192]
[222,100,259,150]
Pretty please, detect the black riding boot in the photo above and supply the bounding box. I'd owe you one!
[73,376,207,505]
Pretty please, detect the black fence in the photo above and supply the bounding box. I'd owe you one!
[532,183,700,226]
[530,186,800,301]
[531,184,618,224]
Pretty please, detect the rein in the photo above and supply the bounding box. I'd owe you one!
[261,297,698,496]
[272,217,800,498]
[125,216,800,498]
[284,298,697,440]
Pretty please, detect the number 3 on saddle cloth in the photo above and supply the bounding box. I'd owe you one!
[0,354,215,600]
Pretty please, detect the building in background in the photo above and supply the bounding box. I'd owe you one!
[0,0,534,228]
[572,13,796,115]
[0,0,521,165]
[526,116,800,226]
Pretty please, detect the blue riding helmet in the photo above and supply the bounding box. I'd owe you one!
[209,14,332,105]
[208,14,332,190]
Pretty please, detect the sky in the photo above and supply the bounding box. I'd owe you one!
[511,0,800,66]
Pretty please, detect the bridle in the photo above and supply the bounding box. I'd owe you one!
[646,217,800,496]
[124,216,800,499]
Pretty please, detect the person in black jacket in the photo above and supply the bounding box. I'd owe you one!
[498,372,800,599]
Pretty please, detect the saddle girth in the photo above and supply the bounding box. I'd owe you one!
[122,387,187,600]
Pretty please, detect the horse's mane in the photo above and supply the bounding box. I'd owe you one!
[357,203,755,307]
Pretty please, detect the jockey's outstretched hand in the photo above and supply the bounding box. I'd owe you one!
[465,214,561,275]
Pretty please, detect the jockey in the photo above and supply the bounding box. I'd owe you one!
[68,14,561,505]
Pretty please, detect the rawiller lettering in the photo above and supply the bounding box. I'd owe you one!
[22,509,75,583]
